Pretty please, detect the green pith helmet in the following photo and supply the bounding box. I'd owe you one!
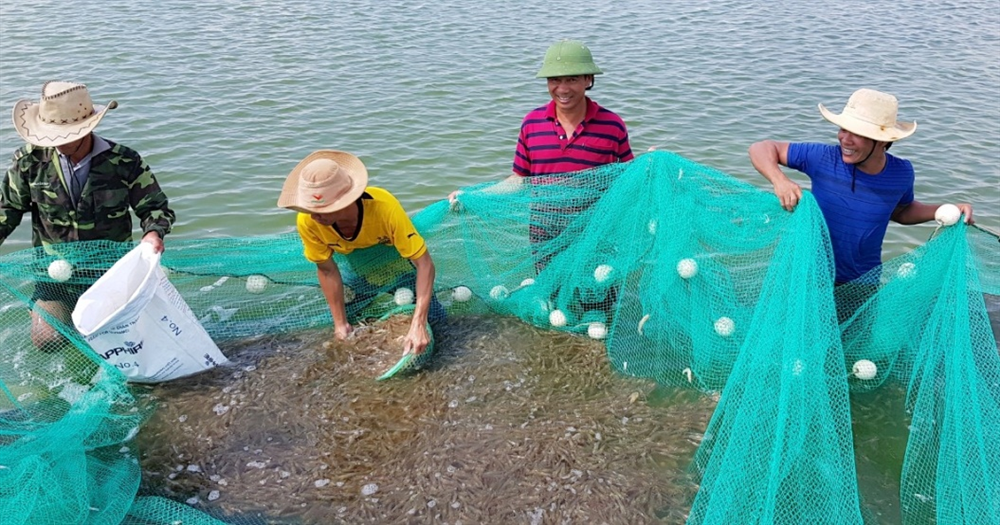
[535,39,604,78]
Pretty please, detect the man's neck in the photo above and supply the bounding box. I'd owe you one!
[856,150,887,175]
[555,103,587,128]
[333,201,361,230]
[66,134,94,165]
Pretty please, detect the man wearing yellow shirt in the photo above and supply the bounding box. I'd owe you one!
[278,150,441,355]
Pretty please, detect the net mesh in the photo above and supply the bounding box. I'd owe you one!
[1,150,997,524]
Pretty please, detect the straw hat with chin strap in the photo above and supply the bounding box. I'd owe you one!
[277,150,369,215]
[818,88,916,142]
[12,81,117,147]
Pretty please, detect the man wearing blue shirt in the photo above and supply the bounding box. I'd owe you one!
[749,88,974,286]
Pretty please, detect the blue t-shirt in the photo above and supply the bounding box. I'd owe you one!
[787,143,915,283]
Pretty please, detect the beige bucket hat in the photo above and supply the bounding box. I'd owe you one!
[277,150,369,214]
[12,81,117,147]
[818,88,916,142]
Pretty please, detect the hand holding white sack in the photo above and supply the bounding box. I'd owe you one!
[72,243,228,383]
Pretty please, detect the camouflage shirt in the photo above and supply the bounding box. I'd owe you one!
[0,138,175,249]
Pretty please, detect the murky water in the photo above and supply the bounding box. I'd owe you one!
[135,316,717,523]
[130,310,941,524]
[851,386,910,525]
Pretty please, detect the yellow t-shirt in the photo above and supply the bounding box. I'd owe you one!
[297,186,427,264]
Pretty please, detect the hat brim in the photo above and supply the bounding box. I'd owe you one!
[535,67,603,78]
[818,103,916,142]
[277,150,369,214]
[12,99,114,147]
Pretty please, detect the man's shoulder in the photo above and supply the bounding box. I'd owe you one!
[102,140,143,160]
[788,142,840,160]
[295,210,317,230]
[10,143,53,164]
[364,186,396,201]
[786,142,843,173]
[522,103,553,124]
[364,186,405,211]
[884,152,913,170]
[588,98,618,116]
[365,186,415,225]
[594,106,626,122]
[91,140,149,178]
[585,99,628,134]
[880,153,915,184]
[789,142,837,152]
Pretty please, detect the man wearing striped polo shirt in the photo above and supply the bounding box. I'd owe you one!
[513,39,633,180]
[517,39,633,271]
[450,39,633,267]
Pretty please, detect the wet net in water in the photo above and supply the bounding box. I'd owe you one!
[1,150,997,524]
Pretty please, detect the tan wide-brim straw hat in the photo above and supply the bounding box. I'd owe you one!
[12,81,117,147]
[277,150,369,215]
[818,88,916,142]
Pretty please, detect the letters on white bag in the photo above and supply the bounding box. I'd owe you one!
[71,243,228,383]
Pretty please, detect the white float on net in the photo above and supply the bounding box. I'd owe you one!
[934,204,961,226]
[677,258,698,279]
[714,316,735,337]
[489,285,509,300]
[452,285,473,302]
[587,321,607,340]
[393,287,414,305]
[852,359,877,380]
[896,262,917,280]
[47,259,73,282]
[593,264,614,284]
[245,275,269,294]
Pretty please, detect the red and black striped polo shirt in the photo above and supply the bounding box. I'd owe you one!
[512,98,633,177]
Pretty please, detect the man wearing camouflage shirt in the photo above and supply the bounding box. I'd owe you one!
[0,81,175,351]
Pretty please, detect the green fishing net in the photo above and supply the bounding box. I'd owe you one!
[1,150,997,524]
[0,238,433,524]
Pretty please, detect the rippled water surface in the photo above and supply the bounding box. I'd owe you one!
[0,0,997,256]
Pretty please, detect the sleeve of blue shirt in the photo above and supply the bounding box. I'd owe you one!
[786,142,828,176]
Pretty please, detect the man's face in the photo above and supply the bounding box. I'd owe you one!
[309,212,337,226]
[310,204,356,226]
[837,128,879,164]
[55,135,89,158]
[547,75,592,112]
